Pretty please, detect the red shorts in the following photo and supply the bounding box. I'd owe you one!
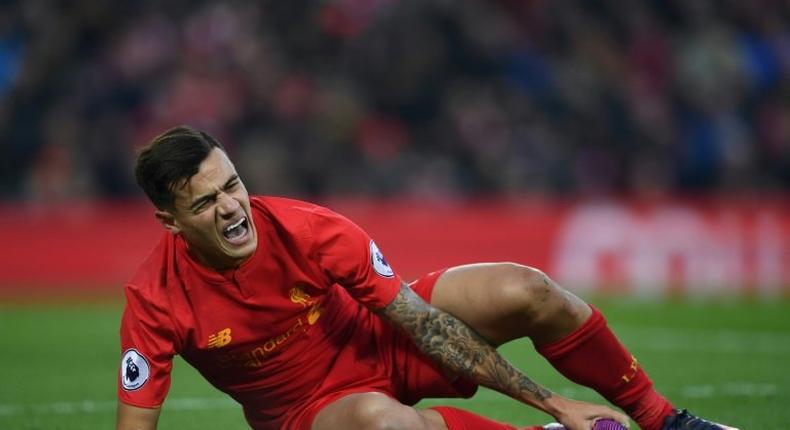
[291,270,477,429]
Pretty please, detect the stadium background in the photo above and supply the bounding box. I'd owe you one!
[0,1,788,429]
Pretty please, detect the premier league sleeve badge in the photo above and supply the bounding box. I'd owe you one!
[120,348,150,391]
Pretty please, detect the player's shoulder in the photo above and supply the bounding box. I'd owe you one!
[124,232,178,302]
[251,195,333,217]
[250,196,347,232]
[122,234,181,342]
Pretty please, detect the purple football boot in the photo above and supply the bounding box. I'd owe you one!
[541,418,627,430]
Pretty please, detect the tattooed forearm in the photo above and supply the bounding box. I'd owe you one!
[378,283,553,408]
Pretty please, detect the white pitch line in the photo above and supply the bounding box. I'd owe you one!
[0,383,780,417]
[0,397,237,417]
[437,382,780,403]
[609,325,790,355]
[681,383,779,399]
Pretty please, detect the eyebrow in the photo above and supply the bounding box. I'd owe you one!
[189,174,240,211]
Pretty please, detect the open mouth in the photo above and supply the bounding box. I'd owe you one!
[222,216,250,244]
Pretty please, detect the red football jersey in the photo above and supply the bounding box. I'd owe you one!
[118,197,403,428]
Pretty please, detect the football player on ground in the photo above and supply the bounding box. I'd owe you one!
[117,126,738,430]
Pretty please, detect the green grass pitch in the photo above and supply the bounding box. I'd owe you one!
[0,297,788,429]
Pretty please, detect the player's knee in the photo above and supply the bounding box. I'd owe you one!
[349,396,428,430]
[495,263,563,319]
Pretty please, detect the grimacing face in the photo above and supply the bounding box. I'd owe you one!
[155,148,257,270]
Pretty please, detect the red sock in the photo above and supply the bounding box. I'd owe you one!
[430,406,519,430]
[536,306,673,430]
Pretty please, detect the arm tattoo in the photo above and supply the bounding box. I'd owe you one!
[377,283,553,408]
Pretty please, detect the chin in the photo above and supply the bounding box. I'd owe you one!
[239,243,257,258]
[229,241,257,261]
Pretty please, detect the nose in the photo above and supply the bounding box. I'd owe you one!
[216,192,240,218]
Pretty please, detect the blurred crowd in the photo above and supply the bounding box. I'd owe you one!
[0,0,788,202]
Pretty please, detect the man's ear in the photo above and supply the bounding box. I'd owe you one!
[155,210,180,234]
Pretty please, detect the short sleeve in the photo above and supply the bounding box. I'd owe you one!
[118,286,176,408]
[308,206,402,309]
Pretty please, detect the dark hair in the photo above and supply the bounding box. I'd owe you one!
[135,126,225,210]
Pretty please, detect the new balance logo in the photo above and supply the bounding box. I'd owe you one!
[208,328,232,349]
